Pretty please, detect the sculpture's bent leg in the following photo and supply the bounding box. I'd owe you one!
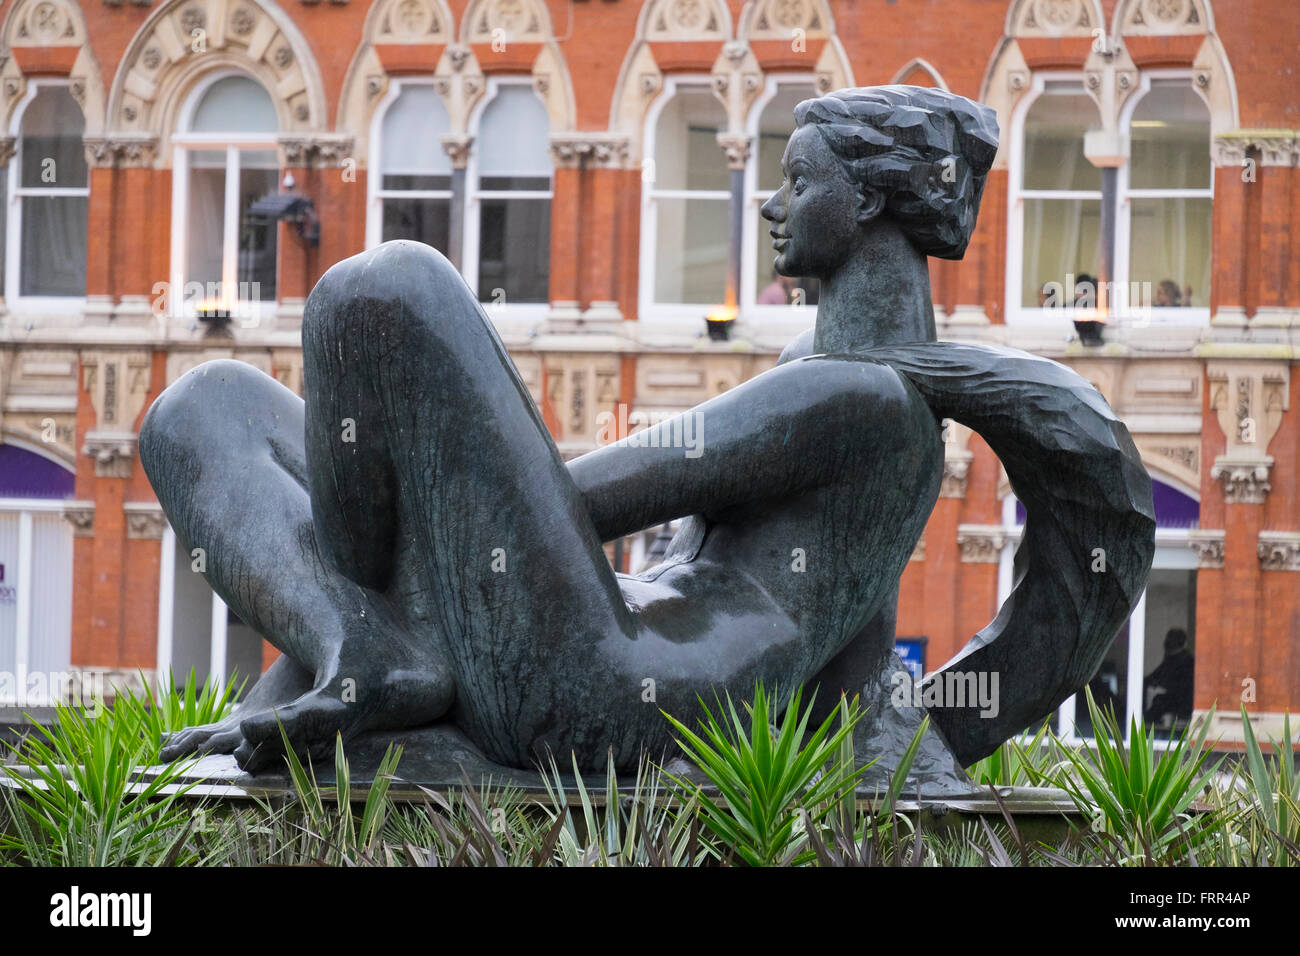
[140,361,456,765]
[198,241,645,768]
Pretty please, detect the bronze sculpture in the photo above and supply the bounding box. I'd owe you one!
[140,86,1154,787]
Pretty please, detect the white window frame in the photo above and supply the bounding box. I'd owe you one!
[742,74,819,334]
[462,75,552,322]
[0,495,75,707]
[1007,70,1211,331]
[1114,69,1214,323]
[639,74,732,330]
[168,69,280,323]
[1005,72,1105,330]
[365,77,454,251]
[4,78,89,316]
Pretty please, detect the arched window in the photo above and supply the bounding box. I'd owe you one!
[467,81,552,306]
[1122,77,1213,311]
[6,84,89,301]
[1014,79,1103,312]
[373,82,452,252]
[747,80,819,311]
[171,73,280,316]
[1010,72,1213,327]
[644,81,730,309]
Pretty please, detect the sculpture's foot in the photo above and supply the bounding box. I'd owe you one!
[160,716,247,762]
[229,640,456,773]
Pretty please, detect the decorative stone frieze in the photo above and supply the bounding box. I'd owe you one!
[957,524,1005,563]
[1258,531,1300,571]
[1187,529,1225,569]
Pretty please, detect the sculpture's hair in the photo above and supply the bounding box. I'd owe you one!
[794,86,999,259]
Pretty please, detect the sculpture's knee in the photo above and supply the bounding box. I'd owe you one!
[140,360,285,484]
[303,240,478,355]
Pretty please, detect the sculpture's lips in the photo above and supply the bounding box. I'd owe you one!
[771,233,789,252]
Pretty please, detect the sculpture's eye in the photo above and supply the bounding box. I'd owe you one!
[793,175,808,195]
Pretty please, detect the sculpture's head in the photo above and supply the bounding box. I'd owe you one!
[761,86,998,280]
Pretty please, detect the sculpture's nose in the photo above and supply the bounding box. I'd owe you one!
[760,192,784,223]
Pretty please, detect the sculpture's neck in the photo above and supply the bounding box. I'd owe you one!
[813,227,937,354]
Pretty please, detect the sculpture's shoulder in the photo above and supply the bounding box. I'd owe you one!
[777,328,816,365]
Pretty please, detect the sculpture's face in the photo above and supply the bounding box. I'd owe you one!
[760,125,870,280]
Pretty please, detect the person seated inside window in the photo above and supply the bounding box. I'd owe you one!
[1155,279,1183,307]
[1074,273,1097,308]
[1143,627,1195,727]
[758,271,799,304]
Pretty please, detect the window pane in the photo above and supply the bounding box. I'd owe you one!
[478,86,551,177]
[477,197,549,303]
[1141,569,1197,737]
[382,198,450,251]
[19,195,87,296]
[186,155,225,293]
[1023,91,1100,191]
[757,85,816,191]
[1021,198,1101,307]
[190,75,278,134]
[238,163,278,302]
[1129,197,1211,309]
[655,196,728,304]
[20,87,87,189]
[382,85,451,178]
[381,174,452,191]
[480,176,550,192]
[1130,82,1211,190]
[753,214,818,305]
[1076,625,1128,738]
[654,90,728,192]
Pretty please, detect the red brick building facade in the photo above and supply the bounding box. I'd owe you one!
[0,0,1295,746]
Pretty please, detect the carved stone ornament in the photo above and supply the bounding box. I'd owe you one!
[279,134,355,168]
[83,431,138,479]
[84,136,159,169]
[549,134,630,169]
[1187,529,1225,569]
[1210,456,1273,505]
[957,524,1006,563]
[125,503,168,540]
[61,503,94,538]
[1258,531,1300,572]
[716,133,752,170]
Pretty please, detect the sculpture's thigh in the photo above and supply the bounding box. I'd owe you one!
[140,360,343,673]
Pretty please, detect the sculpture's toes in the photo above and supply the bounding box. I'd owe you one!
[160,721,241,762]
[234,694,354,774]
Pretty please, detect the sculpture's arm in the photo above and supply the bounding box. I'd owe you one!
[567,354,911,543]
[569,326,821,541]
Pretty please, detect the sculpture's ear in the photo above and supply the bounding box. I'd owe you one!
[855,186,886,225]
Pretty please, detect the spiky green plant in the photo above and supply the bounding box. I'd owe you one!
[536,749,711,867]
[966,720,1056,787]
[278,727,401,866]
[660,683,866,867]
[1031,686,1223,864]
[0,701,203,866]
[113,670,243,763]
[1206,708,1300,866]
